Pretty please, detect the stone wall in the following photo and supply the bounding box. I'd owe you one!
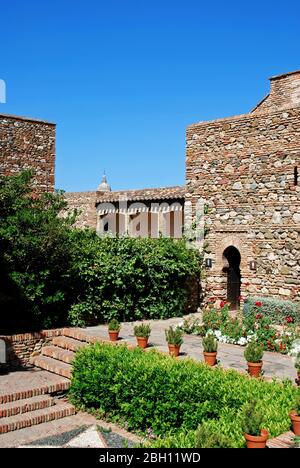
[186,104,300,304]
[0,329,63,368]
[0,113,55,192]
[253,70,300,114]
[64,191,97,228]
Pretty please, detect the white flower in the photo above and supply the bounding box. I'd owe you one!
[214,330,222,339]
[288,339,300,357]
[237,337,248,346]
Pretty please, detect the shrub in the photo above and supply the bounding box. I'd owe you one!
[0,171,77,331]
[220,317,244,342]
[295,353,300,371]
[202,306,229,331]
[194,425,232,448]
[165,326,183,346]
[134,323,151,338]
[70,343,297,447]
[294,391,300,416]
[244,341,264,363]
[241,400,264,436]
[68,233,201,327]
[244,296,300,326]
[108,319,120,331]
[202,333,218,353]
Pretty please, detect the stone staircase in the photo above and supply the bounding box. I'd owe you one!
[30,328,101,380]
[0,328,99,436]
[0,380,74,435]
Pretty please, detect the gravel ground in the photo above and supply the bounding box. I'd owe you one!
[26,426,88,446]
[97,425,137,448]
[25,424,136,448]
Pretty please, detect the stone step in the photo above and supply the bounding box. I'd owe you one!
[0,401,75,434]
[52,335,88,352]
[41,346,75,364]
[62,328,107,344]
[30,355,72,379]
[62,328,92,342]
[0,379,70,405]
[0,394,54,419]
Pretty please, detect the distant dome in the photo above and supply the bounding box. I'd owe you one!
[97,173,111,192]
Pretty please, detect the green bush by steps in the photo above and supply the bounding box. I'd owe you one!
[69,343,297,448]
[244,296,300,326]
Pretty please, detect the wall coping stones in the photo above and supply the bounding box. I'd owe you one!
[0,328,64,343]
[0,113,56,126]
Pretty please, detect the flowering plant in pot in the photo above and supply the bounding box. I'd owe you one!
[244,341,264,377]
[290,391,300,436]
[165,326,183,357]
[134,323,151,349]
[241,399,268,448]
[202,333,218,366]
[108,319,121,342]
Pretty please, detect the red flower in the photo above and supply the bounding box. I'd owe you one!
[256,314,263,319]
[285,316,294,323]
[220,300,227,308]
[255,301,262,307]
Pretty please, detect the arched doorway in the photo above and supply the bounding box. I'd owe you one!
[222,246,241,310]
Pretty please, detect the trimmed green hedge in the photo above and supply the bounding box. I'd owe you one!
[69,343,297,448]
[244,296,300,326]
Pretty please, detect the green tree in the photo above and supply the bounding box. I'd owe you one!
[0,171,76,331]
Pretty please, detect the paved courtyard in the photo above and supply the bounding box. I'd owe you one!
[0,313,298,447]
[85,313,297,381]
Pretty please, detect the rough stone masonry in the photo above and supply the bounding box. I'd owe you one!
[1,70,299,308]
[186,70,300,306]
[0,113,55,192]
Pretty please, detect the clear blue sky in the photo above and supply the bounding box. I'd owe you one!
[1,1,299,192]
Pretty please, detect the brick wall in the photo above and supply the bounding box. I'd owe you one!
[0,114,56,192]
[186,105,300,304]
[0,329,63,368]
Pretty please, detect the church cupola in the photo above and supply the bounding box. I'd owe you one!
[97,173,111,192]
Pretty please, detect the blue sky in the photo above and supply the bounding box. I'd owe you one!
[1,1,299,192]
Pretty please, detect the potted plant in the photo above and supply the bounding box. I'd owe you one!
[108,319,121,342]
[295,352,300,386]
[244,341,264,377]
[134,323,151,349]
[290,391,300,436]
[165,326,183,357]
[202,333,218,366]
[241,399,269,448]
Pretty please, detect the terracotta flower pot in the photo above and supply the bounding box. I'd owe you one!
[108,330,119,342]
[244,429,269,448]
[168,344,181,357]
[136,336,149,349]
[203,351,217,366]
[290,411,300,436]
[247,361,263,378]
